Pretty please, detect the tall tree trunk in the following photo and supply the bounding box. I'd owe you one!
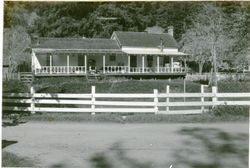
[198,61,204,74]
[211,45,217,86]
[208,66,213,86]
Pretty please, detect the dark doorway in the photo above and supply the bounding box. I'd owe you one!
[147,56,153,67]
[130,55,137,67]
[78,55,85,66]
[88,59,96,70]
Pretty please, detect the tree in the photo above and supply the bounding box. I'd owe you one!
[181,3,248,85]
[7,26,31,78]
[4,2,37,78]
[224,4,250,72]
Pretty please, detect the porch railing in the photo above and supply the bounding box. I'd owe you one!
[35,66,185,75]
[157,67,185,73]
[35,66,86,74]
[130,67,153,73]
[130,67,185,73]
[105,66,129,73]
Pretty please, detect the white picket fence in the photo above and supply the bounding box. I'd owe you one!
[3,85,250,115]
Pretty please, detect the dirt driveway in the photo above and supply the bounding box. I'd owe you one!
[2,122,248,168]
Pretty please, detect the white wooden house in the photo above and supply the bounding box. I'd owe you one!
[31,27,188,78]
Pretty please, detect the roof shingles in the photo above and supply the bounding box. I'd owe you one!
[113,31,179,48]
[35,38,120,50]
[33,31,179,51]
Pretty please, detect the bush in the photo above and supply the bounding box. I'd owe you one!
[218,81,250,92]
[211,106,249,117]
[3,80,29,93]
[34,77,202,93]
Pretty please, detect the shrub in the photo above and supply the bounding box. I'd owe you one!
[211,106,249,117]
[34,77,202,93]
[218,81,250,92]
[3,80,29,93]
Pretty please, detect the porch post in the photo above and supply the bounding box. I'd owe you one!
[170,56,173,73]
[50,55,52,74]
[103,55,105,74]
[67,55,70,74]
[142,55,145,73]
[157,55,160,73]
[128,55,130,73]
[84,55,87,73]
[31,50,35,75]
[184,58,187,72]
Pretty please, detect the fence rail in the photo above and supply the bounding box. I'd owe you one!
[3,85,250,115]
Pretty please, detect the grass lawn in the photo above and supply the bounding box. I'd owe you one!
[13,106,248,123]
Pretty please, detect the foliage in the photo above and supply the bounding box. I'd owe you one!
[7,26,31,77]
[4,2,37,75]
[4,2,200,39]
[181,3,248,79]
[3,80,29,93]
[211,106,249,117]
[218,80,250,92]
[34,77,201,93]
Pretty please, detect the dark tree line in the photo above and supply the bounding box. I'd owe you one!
[4,1,202,40]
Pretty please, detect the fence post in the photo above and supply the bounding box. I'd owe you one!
[154,89,158,114]
[30,86,35,114]
[183,79,186,102]
[201,85,204,112]
[18,72,21,80]
[166,85,169,113]
[91,86,96,115]
[212,86,217,108]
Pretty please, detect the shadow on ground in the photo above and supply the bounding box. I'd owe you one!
[3,125,248,168]
[2,140,18,149]
[173,127,248,168]
[89,128,248,168]
[90,142,154,168]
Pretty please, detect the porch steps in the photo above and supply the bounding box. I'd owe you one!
[86,73,101,81]
[20,72,32,83]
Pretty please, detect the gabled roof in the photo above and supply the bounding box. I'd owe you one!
[112,31,179,49]
[33,38,121,50]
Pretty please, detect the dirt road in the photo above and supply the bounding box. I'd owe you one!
[2,122,248,168]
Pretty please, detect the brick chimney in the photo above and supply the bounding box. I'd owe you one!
[168,26,174,37]
[31,34,39,46]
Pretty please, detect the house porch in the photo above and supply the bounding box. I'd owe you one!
[33,52,187,76]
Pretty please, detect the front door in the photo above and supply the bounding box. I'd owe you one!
[88,59,96,70]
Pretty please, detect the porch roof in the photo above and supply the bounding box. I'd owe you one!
[123,49,187,56]
[33,37,122,53]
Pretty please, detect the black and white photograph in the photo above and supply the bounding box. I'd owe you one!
[1,1,250,167]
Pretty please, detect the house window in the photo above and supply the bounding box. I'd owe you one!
[110,54,116,62]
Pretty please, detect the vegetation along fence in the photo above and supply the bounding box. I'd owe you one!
[3,85,250,115]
